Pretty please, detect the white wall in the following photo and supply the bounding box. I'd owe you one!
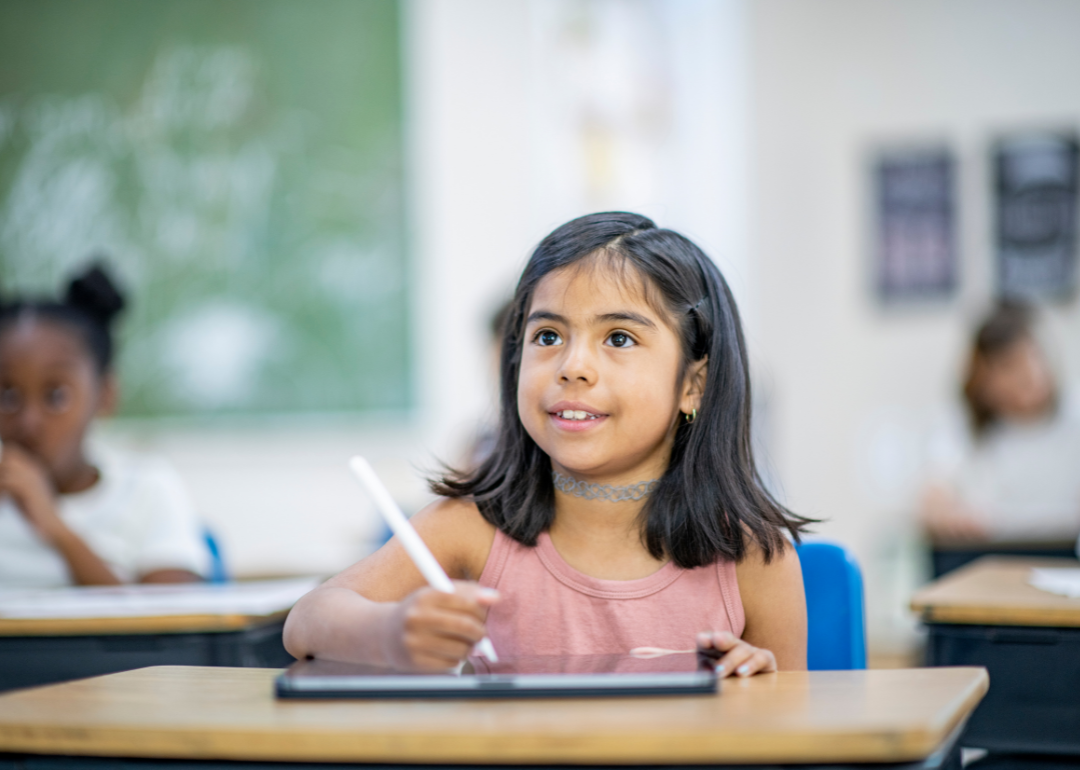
[103,0,751,579]
[100,1,1080,661]
[750,0,1080,651]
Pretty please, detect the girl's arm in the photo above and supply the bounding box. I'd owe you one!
[701,539,807,676]
[919,482,988,543]
[0,444,122,585]
[283,498,498,670]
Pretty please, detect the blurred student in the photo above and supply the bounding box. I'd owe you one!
[0,264,209,587]
[920,302,1080,556]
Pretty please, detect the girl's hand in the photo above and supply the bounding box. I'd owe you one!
[697,630,777,678]
[386,581,499,671]
[0,443,65,543]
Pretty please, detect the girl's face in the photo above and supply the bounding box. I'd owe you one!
[0,317,114,484]
[978,335,1054,421]
[517,260,705,484]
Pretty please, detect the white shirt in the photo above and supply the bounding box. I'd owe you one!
[0,448,210,587]
[931,393,1080,542]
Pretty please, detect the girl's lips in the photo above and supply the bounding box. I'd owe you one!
[549,412,608,432]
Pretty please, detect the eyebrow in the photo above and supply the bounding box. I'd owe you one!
[525,310,658,330]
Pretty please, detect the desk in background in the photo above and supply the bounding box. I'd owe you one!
[0,579,317,692]
[929,541,1077,578]
[0,665,986,769]
[911,556,1080,757]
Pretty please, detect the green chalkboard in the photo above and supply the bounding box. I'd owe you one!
[0,0,409,417]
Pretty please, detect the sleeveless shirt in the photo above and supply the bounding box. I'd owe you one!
[478,529,745,657]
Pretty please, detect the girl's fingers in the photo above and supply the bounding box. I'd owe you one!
[424,585,499,622]
[696,630,739,652]
[450,582,500,617]
[393,583,499,670]
[730,648,776,677]
[404,631,475,666]
[697,631,777,678]
[421,607,487,643]
[713,643,757,678]
[409,649,468,671]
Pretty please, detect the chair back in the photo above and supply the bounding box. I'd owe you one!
[202,529,229,584]
[795,541,866,670]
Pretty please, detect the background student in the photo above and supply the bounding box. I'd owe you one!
[920,302,1080,571]
[285,212,810,677]
[0,264,210,587]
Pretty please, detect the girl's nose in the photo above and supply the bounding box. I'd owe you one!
[557,341,598,384]
[10,401,43,443]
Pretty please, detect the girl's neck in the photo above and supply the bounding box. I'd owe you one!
[548,491,667,580]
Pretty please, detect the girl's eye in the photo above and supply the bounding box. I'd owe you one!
[0,387,21,415]
[535,330,562,347]
[44,385,72,414]
[606,332,636,348]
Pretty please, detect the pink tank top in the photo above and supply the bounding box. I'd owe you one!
[478,529,745,657]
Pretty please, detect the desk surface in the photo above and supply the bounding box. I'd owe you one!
[0,665,987,765]
[0,611,288,637]
[911,555,1080,627]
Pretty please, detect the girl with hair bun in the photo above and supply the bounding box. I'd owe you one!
[0,263,209,586]
[286,212,811,676]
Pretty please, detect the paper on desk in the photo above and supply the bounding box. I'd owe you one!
[1029,568,1080,599]
[0,577,321,619]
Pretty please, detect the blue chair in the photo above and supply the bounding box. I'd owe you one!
[796,541,866,670]
[202,528,229,584]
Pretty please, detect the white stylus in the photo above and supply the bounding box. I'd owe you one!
[348,456,499,662]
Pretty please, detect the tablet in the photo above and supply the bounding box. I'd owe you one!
[275,651,718,699]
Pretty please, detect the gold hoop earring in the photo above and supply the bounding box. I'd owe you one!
[684,408,697,424]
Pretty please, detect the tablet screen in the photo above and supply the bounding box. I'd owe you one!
[275,652,718,699]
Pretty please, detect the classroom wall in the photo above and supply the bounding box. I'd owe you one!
[105,0,751,579]
[98,0,1080,660]
[749,0,1080,652]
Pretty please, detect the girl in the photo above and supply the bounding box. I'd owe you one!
[0,264,210,587]
[921,302,1080,548]
[285,213,811,676]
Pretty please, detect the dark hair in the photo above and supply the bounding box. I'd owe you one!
[434,212,812,567]
[0,262,126,374]
[962,301,1044,436]
[489,298,513,341]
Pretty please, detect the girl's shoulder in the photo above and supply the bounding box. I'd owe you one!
[734,536,804,604]
[411,496,498,581]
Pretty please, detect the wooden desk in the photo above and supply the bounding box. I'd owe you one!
[0,611,288,637]
[911,556,1080,757]
[0,665,987,768]
[912,555,1080,627]
[0,614,292,693]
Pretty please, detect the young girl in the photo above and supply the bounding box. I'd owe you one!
[285,213,810,676]
[0,264,210,587]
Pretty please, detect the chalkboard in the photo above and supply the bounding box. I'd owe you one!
[0,0,409,417]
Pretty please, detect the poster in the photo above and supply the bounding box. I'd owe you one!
[996,133,1079,300]
[875,150,956,301]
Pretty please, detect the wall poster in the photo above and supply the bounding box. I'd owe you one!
[874,149,956,301]
[995,132,1079,300]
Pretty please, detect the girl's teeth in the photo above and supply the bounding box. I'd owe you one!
[559,410,594,420]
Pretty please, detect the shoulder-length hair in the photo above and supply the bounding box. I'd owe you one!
[434,212,812,567]
[962,301,1053,438]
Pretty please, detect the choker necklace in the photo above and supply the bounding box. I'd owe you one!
[552,471,659,502]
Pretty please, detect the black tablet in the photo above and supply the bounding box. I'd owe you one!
[275,652,718,699]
